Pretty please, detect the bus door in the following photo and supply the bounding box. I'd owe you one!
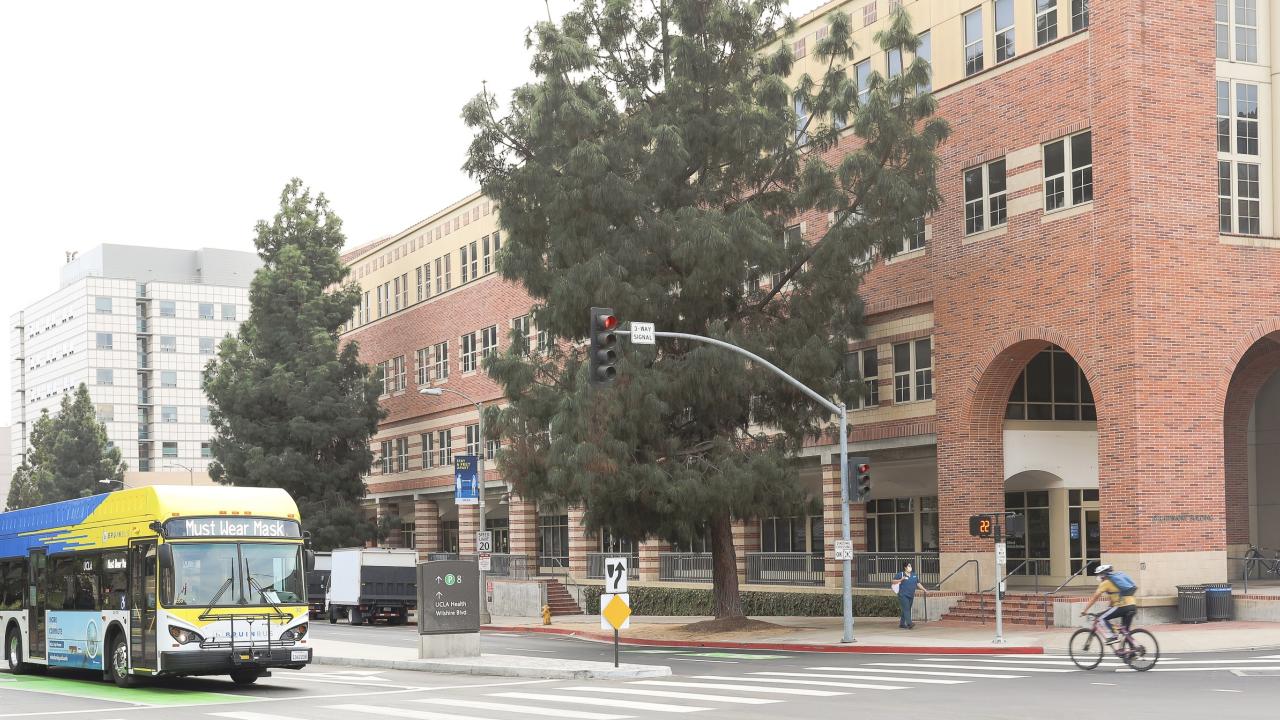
[129,540,157,668]
[26,549,45,659]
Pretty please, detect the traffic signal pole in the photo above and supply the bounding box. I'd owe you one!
[616,328,856,644]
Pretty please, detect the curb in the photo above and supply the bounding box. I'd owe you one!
[481,625,1045,654]
[312,653,672,680]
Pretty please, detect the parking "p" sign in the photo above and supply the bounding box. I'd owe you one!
[605,556,628,594]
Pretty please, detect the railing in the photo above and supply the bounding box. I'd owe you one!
[1039,562,1093,627]
[538,555,570,571]
[587,552,639,580]
[422,552,531,579]
[659,552,713,582]
[853,552,940,587]
[745,552,824,586]
[1235,547,1280,594]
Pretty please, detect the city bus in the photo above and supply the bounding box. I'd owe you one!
[0,486,315,686]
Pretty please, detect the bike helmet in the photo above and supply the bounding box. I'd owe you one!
[1094,564,1113,576]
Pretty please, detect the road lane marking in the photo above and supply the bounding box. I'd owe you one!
[212,713,309,720]
[326,704,506,720]
[408,679,558,691]
[1210,689,1242,693]
[424,698,629,719]
[629,680,845,697]
[494,691,708,713]
[870,663,1075,673]
[753,671,966,685]
[499,647,558,653]
[920,658,1122,667]
[563,686,780,705]
[811,666,1026,679]
[1089,682,1117,686]
[692,675,905,691]
[1115,666,1280,673]
[675,659,738,664]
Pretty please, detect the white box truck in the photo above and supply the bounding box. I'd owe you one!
[325,547,419,625]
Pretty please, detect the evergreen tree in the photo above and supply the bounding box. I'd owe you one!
[6,385,126,509]
[465,3,947,617]
[203,179,385,550]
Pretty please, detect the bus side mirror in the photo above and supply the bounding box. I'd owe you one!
[303,549,316,573]
[148,520,165,538]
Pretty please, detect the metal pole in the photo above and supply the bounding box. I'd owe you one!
[839,404,853,643]
[476,398,492,625]
[994,522,1005,644]
[614,628,619,667]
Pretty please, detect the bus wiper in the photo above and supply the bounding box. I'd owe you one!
[199,576,235,620]
[245,559,285,617]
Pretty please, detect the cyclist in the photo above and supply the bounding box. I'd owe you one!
[1080,564,1136,643]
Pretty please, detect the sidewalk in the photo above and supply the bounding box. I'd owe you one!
[485,615,1280,654]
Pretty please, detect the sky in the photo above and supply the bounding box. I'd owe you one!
[0,1,828,427]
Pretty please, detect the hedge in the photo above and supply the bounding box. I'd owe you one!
[581,585,899,617]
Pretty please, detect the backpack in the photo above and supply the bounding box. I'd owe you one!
[1108,570,1137,596]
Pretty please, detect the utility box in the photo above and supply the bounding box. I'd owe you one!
[326,547,419,625]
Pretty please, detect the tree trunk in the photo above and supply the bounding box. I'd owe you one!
[710,512,743,618]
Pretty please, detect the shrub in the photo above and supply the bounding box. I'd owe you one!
[581,585,899,617]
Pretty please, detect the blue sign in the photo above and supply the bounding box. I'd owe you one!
[454,455,479,506]
[1070,522,1080,540]
[47,611,104,670]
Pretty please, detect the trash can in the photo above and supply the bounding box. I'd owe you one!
[1177,584,1207,624]
[1205,583,1234,621]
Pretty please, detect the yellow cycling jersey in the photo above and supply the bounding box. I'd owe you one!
[1099,579,1137,607]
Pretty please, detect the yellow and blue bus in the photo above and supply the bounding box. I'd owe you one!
[0,486,315,686]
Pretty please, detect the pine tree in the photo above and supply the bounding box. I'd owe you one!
[203,179,385,550]
[6,385,126,509]
[465,2,947,617]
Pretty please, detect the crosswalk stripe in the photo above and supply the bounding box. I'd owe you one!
[1145,659,1280,665]
[692,674,906,691]
[871,662,1075,673]
[564,686,781,705]
[920,658,1119,667]
[492,692,708,714]
[754,671,966,685]
[1116,665,1280,673]
[630,680,846,697]
[808,666,1025,679]
[1253,655,1280,659]
[325,704,507,720]
[1000,654,1179,661]
[422,698,630,719]
[212,713,309,720]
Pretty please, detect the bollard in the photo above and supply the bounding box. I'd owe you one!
[542,604,552,625]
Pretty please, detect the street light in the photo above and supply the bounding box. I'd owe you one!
[165,462,195,486]
[419,385,492,624]
[98,478,126,490]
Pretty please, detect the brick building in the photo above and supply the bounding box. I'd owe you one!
[341,0,1280,601]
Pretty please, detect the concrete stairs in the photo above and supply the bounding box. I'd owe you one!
[544,578,583,616]
[940,592,1053,627]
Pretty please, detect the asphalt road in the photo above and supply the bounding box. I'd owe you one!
[1,625,1277,719]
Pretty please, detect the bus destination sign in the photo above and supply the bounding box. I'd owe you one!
[163,517,301,539]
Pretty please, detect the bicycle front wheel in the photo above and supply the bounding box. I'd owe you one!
[1069,628,1104,670]
[1123,629,1160,671]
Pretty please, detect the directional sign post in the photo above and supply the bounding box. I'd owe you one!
[600,593,632,667]
[604,556,629,594]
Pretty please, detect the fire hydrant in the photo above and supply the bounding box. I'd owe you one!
[542,604,553,625]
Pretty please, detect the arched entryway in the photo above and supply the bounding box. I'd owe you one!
[1223,330,1280,569]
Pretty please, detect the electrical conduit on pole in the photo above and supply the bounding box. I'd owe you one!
[617,327,855,643]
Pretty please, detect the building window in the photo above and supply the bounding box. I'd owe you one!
[400,520,417,550]
[964,159,1007,235]
[1005,344,1096,420]
[773,225,803,289]
[416,347,429,385]
[486,438,499,461]
[421,432,434,468]
[393,275,402,310]
[512,315,532,356]
[95,368,113,385]
[794,94,808,144]
[893,338,933,403]
[865,498,924,553]
[201,442,212,458]
[393,355,406,391]
[538,513,570,568]
[361,292,370,324]
[382,356,406,394]
[96,403,114,422]
[162,442,178,458]
[482,234,495,274]
[432,341,450,381]
[222,304,235,321]
[200,406,211,423]
[160,335,176,352]
[1004,491,1051,575]
[198,303,214,320]
[161,406,178,423]
[963,8,984,76]
[380,440,393,473]
[886,47,903,80]
[1236,0,1257,63]
[994,0,1015,63]
[395,437,409,472]
[792,37,806,60]
[848,348,879,409]
[854,58,871,106]
[95,297,112,314]
[466,423,481,457]
[1217,81,1231,153]
[96,332,113,350]
[481,325,498,358]
[761,515,822,555]
[160,300,176,318]
[1237,162,1261,235]
[1072,0,1089,32]
[916,30,932,93]
[1035,0,1057,46]
[1043,130,1093,212]
[1235,83,1259,156]
[200,337,216,355]
[437,428,453,467]
[461,332,478,372]
[903,217,926,253]
[439,520,460,554]
[161,370,177,388]
[536,324,551,353]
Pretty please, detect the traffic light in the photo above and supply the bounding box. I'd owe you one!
[589,307,619,387]
[851,457,871,502]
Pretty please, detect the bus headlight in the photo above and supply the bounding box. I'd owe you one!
[168,626,204,645]
[281,623,308,641]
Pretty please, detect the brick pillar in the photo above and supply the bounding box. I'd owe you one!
[740,517,760,586]
[823,462,867,589]
[732,520,749,583]
[568,506,590,578]
[377,501,401,548]
[639,539,671,582]
[414,498,440,555]
[508,497,538,563]
[459,502,479,554]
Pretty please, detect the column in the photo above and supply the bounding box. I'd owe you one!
[377,500,401,548]
[731,520,749,584]
[414,497,440,556]
[508,496,538,564]
[639,539,671,583]
[459,502,479,554]
[568,506,590,578]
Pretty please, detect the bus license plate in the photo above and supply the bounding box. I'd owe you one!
[291,650,309,662]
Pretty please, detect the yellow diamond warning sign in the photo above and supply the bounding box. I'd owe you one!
[600,592,631,631]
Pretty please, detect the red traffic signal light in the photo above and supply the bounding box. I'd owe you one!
[857,463,870,474]
[851,457,871,502]
[598,313,618,331]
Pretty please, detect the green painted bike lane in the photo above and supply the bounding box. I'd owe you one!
[0,674,250,708]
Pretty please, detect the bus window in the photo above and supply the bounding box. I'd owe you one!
[49,556,78,610]
[74,556,99,610]
[166,543,239,607]
[241,543,305,604]
[102,552,128,611]
[0,560,23,610]
[143,545,157,610]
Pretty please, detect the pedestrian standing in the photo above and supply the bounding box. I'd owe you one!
[891,561,928,629]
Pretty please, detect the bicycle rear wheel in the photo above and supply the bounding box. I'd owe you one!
[1123,629,1160,671]
[1069,628,1103,670]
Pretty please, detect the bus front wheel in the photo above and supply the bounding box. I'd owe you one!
[7,627,31,675]
[230,669,260,685]
[109,635,136,688]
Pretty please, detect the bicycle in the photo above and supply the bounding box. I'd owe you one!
[1069,612,1160,671]
[1243,545,1280,580]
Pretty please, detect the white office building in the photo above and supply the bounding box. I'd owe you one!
[10,244,261,485]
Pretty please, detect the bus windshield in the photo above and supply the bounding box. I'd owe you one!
[166,542,305,607]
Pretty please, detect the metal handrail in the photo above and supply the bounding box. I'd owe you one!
[1039,563,1092,627]
[936,558,980,594]
[986,560,1030,593]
